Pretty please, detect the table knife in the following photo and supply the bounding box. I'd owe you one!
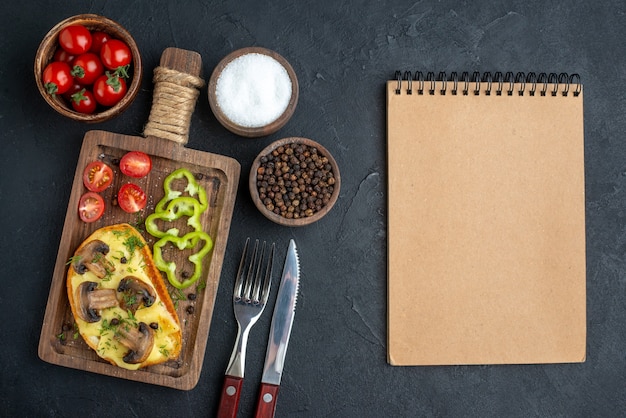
[254,239,300,418]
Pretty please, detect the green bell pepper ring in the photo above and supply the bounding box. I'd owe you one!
[155,168,208,213]
[145,196,204,238]
[152,231,213,289]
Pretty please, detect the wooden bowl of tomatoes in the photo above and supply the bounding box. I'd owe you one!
[34,14,142,123]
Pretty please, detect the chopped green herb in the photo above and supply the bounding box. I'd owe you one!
[124,235,145,254]
[132,214,145,232]
[123,293,137,306]
[112,230,128,239]
[120,235,145,264]
[66,255,82,266]
[101,268,114,282]
[159,344,170,357]
[169,288,186,309]
[126,309,137,325]
[111,250,126,261]
[91,252,103,264]
[99,319,115,336]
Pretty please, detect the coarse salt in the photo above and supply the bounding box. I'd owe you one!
[215,53,292,128]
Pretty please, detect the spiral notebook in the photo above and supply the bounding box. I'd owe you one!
[387,71,586,366]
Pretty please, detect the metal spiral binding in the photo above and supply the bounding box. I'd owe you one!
[505,72,515,95]
[394,71,581,97]
[438,71,447,95]
[514,72,526,96]
[450,72,458,95]
[527,72,537,96]
[482,72,492,96]
[426,72,436,95]
[415,71,424,94]
[537,73,548,96]
[461,72,470,96]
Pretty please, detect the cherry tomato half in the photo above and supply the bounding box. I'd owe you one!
[93,74,127,107]
[71,53,104,85]
[100,39,132,70]
[78,192,105,223]
[119,151,152,178]
[42,61,73,95]
[83,161,114,192]
[90,31,112,54]
[58,25,92,55]
[117,183,147,213]
[70,89,97,114]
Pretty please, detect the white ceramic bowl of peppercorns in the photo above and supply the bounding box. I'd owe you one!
[249,137,340,226]
[34,14,142,123]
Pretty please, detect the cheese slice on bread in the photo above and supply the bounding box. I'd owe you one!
[67,223,182,370]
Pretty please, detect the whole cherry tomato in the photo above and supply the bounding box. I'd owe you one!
[100,39,132,70]
[93,74,127,107]
[71,52,104,85]
[42,61,73,95]
[70,88,98,114]
[53,48,75,65]
[62,82,84,101]
[58,25,92,55]
[90,31,112,53]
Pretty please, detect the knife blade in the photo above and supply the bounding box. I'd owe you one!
[254,239,300,418]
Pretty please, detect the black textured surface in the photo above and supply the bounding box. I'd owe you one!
[2,1,625,417]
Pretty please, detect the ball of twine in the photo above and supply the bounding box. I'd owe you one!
[143,67,205,144]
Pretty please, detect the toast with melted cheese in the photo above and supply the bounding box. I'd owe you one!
[67,223,182,370]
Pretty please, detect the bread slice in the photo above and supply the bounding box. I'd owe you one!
[67,223,182,370]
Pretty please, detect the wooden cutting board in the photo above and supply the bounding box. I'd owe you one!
[38,48,240,390]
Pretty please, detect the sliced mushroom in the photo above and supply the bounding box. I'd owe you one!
[115,322,155,364]
[75,281,119,323]
[117,276,157,313]
[72,240,115,279]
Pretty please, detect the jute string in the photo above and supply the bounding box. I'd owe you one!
[143,67,205,144]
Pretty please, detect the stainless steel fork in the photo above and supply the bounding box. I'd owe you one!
[217,238,275,418]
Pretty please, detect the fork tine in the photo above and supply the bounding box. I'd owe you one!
[260,243,275,305]
[233,237,250,300]
[243,239,260,302]
[251,241,267,304]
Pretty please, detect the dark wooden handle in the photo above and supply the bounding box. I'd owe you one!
[159,47,202,75]
[254,383,280,418]
[216,375,244,418]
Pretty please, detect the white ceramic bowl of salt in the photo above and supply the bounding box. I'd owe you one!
[208,47,299,138]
